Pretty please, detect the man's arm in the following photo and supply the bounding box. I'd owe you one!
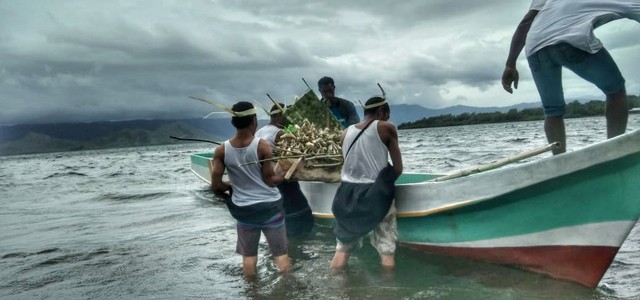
[211,144,231,192]
[258,139,286,187]
[274,130,284,151]
[380,121,403,178]
[502,9,539,94]
[343,100,360,125]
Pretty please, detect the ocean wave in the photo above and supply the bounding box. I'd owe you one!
[96,191,175,203]
[43,172,88,179]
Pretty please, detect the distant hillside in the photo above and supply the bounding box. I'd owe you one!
[0,121,235,156]
[0,132,84,155]
[388,103,540,125]
[0,102,545,156]
[0,118,241,143]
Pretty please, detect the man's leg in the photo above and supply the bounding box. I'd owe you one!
[330,238,361,270]
[371,205,398,269]
[528,47,566,154]
[561,46,627,139]
[544,116,566,155]
[263,222,291,273]
[330,251,351,270]
[236,224,261,278]
[242,256,258,277]
[273,254,291,273]
[379,255,395,269]
[606,89,628,138]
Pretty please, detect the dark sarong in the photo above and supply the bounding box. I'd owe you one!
[278,181,314,237]
[226,198,283,225]
[332,164,396,243]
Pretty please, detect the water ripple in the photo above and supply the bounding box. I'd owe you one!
[43,171,88,179]
[96,191,174,203]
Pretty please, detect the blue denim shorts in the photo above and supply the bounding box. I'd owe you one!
[527,43,625,116]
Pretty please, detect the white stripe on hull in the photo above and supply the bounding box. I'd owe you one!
[191,164,210,184]
[408,221,636,248]
[396,131,640,216]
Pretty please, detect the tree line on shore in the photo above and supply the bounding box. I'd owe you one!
[398,95,640,129]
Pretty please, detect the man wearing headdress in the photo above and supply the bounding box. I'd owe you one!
[330,96,403,270]
[255,103,315,238]
[209,101,291,277]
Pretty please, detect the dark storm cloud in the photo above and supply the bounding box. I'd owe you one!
[0,0,639,125]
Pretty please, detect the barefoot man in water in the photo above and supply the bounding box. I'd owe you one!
[330,96,403,271]
[210,101,291,277]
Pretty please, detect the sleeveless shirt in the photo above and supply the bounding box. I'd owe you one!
[224,137,280,206]
[340,120,389,183]
[255,124,281,150]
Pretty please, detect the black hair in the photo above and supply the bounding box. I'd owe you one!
[363,96,390,116]
[270,103,285,114]
[231,101,256,129]
[317,76,334,89]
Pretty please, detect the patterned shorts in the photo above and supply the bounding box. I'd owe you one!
[335,204,397,255]
[236,212,288,257]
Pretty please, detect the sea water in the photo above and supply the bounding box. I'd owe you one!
[1,115,639,299]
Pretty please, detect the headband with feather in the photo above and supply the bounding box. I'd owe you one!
[361,83,388,109]
[189,96,257,117]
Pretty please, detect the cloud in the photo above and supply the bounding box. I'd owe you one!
[0,0,639,125]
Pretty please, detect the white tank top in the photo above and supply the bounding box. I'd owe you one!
[224,137,280,206]
[341,120,389,183]
[255,124,281,150]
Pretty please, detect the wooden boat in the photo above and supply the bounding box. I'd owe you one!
[189,130,640,287]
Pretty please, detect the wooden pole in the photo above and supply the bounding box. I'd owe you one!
[169,136,221,145]
[239,154,342,166]
[285,157,304,180]
[239,155,303,166]
[430,142,560,182]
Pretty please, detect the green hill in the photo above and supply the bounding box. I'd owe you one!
[0,122,219,156]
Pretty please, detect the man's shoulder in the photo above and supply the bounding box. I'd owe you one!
[336,97,356,108]
[256,124,279,133]
[378,120,397,132]
[529,0,546,11]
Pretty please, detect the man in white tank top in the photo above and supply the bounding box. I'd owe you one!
[255,103,315,238]
[330,96,403,271]
[502,0,640,154]
[210,101,291,277]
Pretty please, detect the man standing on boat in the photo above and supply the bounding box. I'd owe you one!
[210,101,291,277]
[255,103,315,238]
[502,0,640,154]
[318,76,360,128]
[330,96,403,270]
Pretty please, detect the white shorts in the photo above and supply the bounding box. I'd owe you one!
[335,204,397,255]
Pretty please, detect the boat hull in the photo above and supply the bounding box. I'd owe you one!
[401,244,618,287]
[394,132,640,287]
[189,130,640,287]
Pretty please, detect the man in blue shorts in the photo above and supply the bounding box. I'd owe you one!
[502,0,640,154]
[210,101,291,277]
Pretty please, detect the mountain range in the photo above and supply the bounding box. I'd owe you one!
[0,102,541,156]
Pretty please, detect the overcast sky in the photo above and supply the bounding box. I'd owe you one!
[1,1,639,125]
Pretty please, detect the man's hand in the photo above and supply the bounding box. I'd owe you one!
[502,66,519,94]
